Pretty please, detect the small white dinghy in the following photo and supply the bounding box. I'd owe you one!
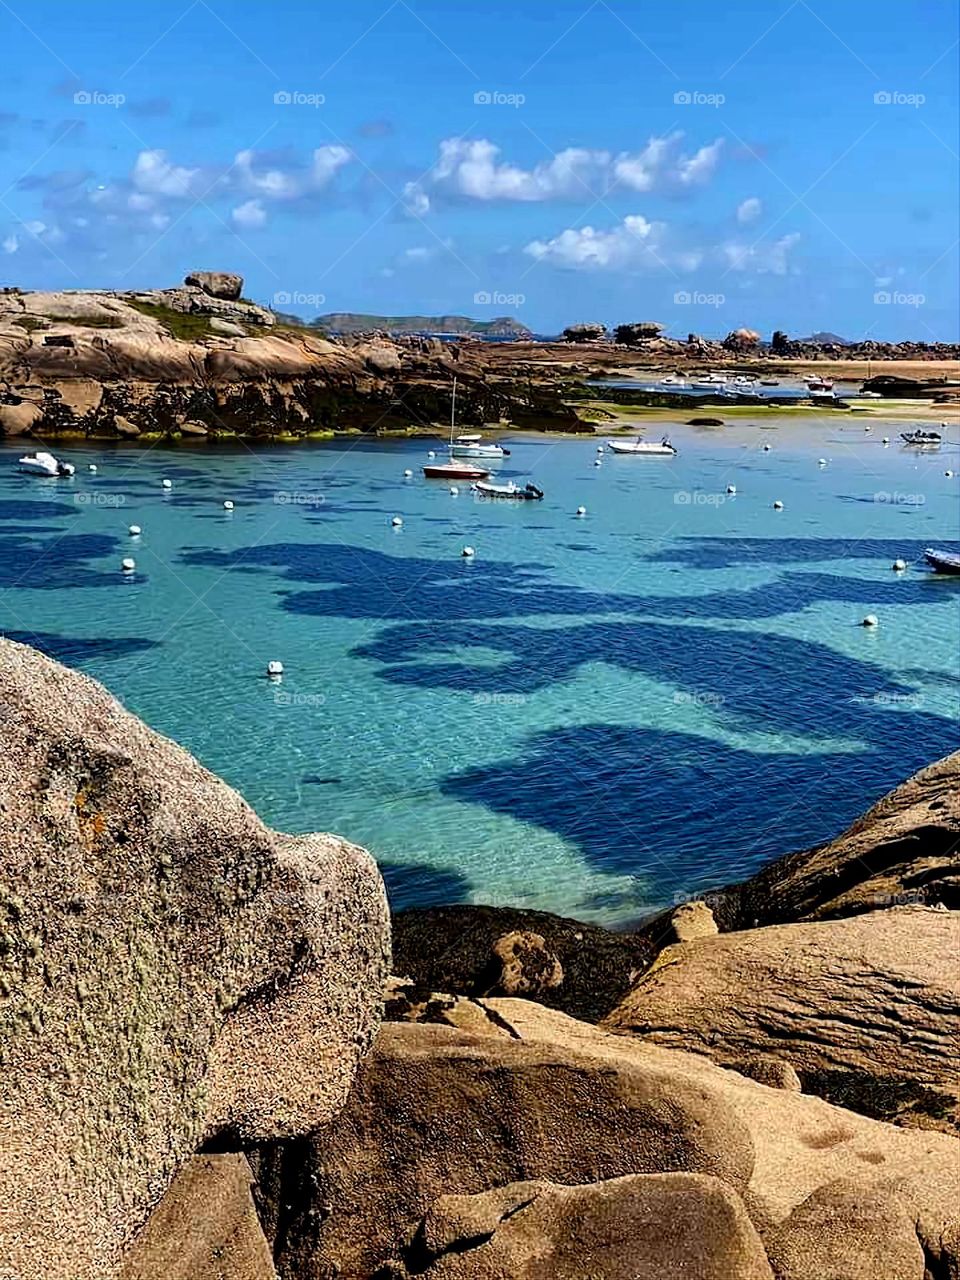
[449,440,511,458]
[19,450,75,477]
[606,436,677,456]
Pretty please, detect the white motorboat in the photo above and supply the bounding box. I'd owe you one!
[807,378,834,392]
[658,375,686,387]
[473,479,544,500]
[607,436,677,456]
[18,451,75,477]
[449,440,510,458]
[810,389,837,401]
[692,373,728,388]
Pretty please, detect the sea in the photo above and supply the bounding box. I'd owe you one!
[2,418,958,926]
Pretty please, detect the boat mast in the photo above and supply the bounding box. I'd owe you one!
[450,375,457,445]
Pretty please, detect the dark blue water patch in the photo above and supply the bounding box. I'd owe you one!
[302,774,344,785]
[648,537,937,569]
[353,616,944,743]
[0,630,160,665]
[0,499,78,522]
[180,541,958,625]
[0,532,122,588]
[441,715,958,903]
[378,859,471,910]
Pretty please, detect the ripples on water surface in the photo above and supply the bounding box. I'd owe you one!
[2,420,958,925]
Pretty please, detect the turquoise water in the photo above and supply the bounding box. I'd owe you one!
[2,419,958,925]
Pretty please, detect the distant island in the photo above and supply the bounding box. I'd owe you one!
[309,312,533,338]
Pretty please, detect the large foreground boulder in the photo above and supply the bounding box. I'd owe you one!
[252,1019,756,1277]
[392,1174,774,1279]
[0,638,390,1280]
[605,906,960,1130]
[252,1002,960,1278]
[719,750,960,926]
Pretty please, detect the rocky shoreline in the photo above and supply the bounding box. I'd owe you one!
[1,640,958,1278]
[2,274,958,444]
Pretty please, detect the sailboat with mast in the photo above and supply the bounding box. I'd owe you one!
[423,377,493,479]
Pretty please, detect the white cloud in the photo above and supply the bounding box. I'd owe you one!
[232,199,267,229]
[23,220,47,236]
[2,235,18,254]
[232,146,350,202]
[721,232,800,275]
[736,196,762,224]
[406,132,724,211]
[525,214,697,271]
[311,145,351,186]
[131,149,200,198]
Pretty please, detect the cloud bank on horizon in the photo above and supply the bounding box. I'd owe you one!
[0,0,956,338]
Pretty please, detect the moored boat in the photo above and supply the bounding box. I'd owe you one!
[807,378,834,392]
[924,548,960,574]
[424,460,491,479]
[901,429,942,447]
[474,479,544,500]
[607,436,677,456]
[449,441,511,458]
[18,451,75,477]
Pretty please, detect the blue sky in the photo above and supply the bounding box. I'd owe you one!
[1,0,957,338]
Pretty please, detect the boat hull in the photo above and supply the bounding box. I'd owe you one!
[924,549,960,574]
[423,463,490,479]
[606,441,677,456]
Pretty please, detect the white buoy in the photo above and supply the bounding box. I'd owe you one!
[223,500,234,511]
[862,614,878,628]
[762,443,771,451]
[427,451,436,459]
[391,516,403,527]
[403,469,413,478]
[818,458,827,466]
[864,425,872,432]
[128,524,141,537]
[946,470,954,478]
[88,463,98,473]
[267,660,284,677]
[576,505,586,516]
[594,459,602,467]
[596,445,604,453]
[121,558,135,573]
[882,436,889,444]
[461,546,475,558]
[773,500,784,510]
[726,484,737,495]
[449,486,459,495]
[892,559,906,571]
[161,479,172,489]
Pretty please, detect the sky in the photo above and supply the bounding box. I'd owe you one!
[0,0,957,339]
